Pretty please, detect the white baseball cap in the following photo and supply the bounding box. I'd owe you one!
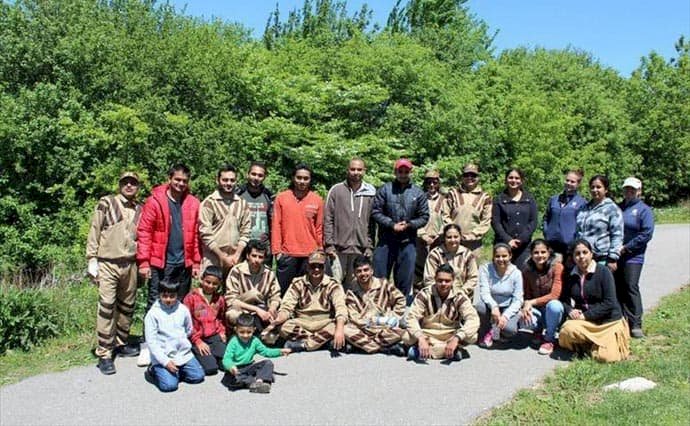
[622,177,642,189]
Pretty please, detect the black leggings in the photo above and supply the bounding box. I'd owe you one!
[614,262,644,329]
[191,334,227,375]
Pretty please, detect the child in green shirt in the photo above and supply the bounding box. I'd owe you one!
[221,313,290,393]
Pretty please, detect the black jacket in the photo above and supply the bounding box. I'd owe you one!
[560,263,622,324]
[372,181,429,244]
[491,190,538,245]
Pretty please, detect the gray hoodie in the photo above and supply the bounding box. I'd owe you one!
[144,300,194,367]
[324,181,376,254]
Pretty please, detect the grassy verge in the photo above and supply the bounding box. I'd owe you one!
[655,200,690,224]
[475,285,690,425]
[0,282,146,387]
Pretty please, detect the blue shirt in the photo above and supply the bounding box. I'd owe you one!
[619,198,654,264]
[166,197,184,266]
[543,192,587,247]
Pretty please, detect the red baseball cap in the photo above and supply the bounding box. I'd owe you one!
[394,158,413,170]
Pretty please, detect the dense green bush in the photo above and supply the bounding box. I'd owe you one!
[0,0,688,276]
[0,288,61,352]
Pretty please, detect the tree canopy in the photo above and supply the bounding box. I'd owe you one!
[0,0,687,275]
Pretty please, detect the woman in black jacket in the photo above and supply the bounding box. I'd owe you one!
[491,168,538,267]
[558,239,630,362]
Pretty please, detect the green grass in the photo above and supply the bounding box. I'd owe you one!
[655,200,690,224]
[0,281,146,386]
[475,285,690,425]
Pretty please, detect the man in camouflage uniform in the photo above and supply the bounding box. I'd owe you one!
[343,256,406,355]
[271,251,347,352]
[225,239,281,344]
[441,163,492,261]
[199,164,251,277]
[404,263,479,361]
[86,172,142,375]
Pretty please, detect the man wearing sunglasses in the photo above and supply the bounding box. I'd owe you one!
[86,172,143,375]
[441,164,492,262]
[271,250,347,353]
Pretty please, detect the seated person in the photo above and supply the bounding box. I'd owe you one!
[182,266,227,375]
[519,239,564,356]
[221,313,290,393]
[270,250,347,352]
[144,280,204,392]
[476,243,524,348]
[559,239,630,362]
[404,264,480,361]
[225,240,281,343]
[423,224,478,298]
[343,255,406,355]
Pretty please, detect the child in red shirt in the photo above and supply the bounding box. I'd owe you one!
[183,266,227,375]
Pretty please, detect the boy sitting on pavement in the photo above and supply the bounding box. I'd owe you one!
[344,255,407,356]
[183,266,227,376]
[225,239,281,344]
[270,250,348,353]
[144,280,205,392]
[221,313,291,393]
[404,263,480,361]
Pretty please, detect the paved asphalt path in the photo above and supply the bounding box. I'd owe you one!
[2,224,688,426]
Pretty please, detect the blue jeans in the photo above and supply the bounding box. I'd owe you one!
[373,241,416,304]
[151,357,205,392]
[525,300,564,342]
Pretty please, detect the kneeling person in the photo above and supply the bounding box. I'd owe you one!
[271,250,347,352]
[404,264,479,360]
[144,280,204,392]
[183,266,227,376]
[221,313,290,393]
[344,256,406,355]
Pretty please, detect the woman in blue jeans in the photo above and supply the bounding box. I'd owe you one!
[520,240,564,356]
[476,243,523,348]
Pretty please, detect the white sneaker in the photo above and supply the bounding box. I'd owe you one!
[136,343,150,367]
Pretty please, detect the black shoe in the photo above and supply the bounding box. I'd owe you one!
[144,366,156,385]
[382,343,406,357]
[452,349,463,362]
[97,358,116,375]
[115,343,140,358]
[284,340,306,353]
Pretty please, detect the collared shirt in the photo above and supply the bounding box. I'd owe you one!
[278,274,347,321]
[226,261,281,311]
[199,190,251,254]
[86,193,141,261]
[405,284,479,343]
[345,277,406,327]
[441,185,492,242]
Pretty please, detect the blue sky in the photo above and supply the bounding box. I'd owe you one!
[170,0,689,76]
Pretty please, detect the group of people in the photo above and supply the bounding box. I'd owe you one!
[86,158,654,393]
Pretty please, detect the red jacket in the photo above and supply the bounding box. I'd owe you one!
[136,184,201,270]
[183,289,227,344]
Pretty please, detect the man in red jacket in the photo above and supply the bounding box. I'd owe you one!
[137,163,201,312]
